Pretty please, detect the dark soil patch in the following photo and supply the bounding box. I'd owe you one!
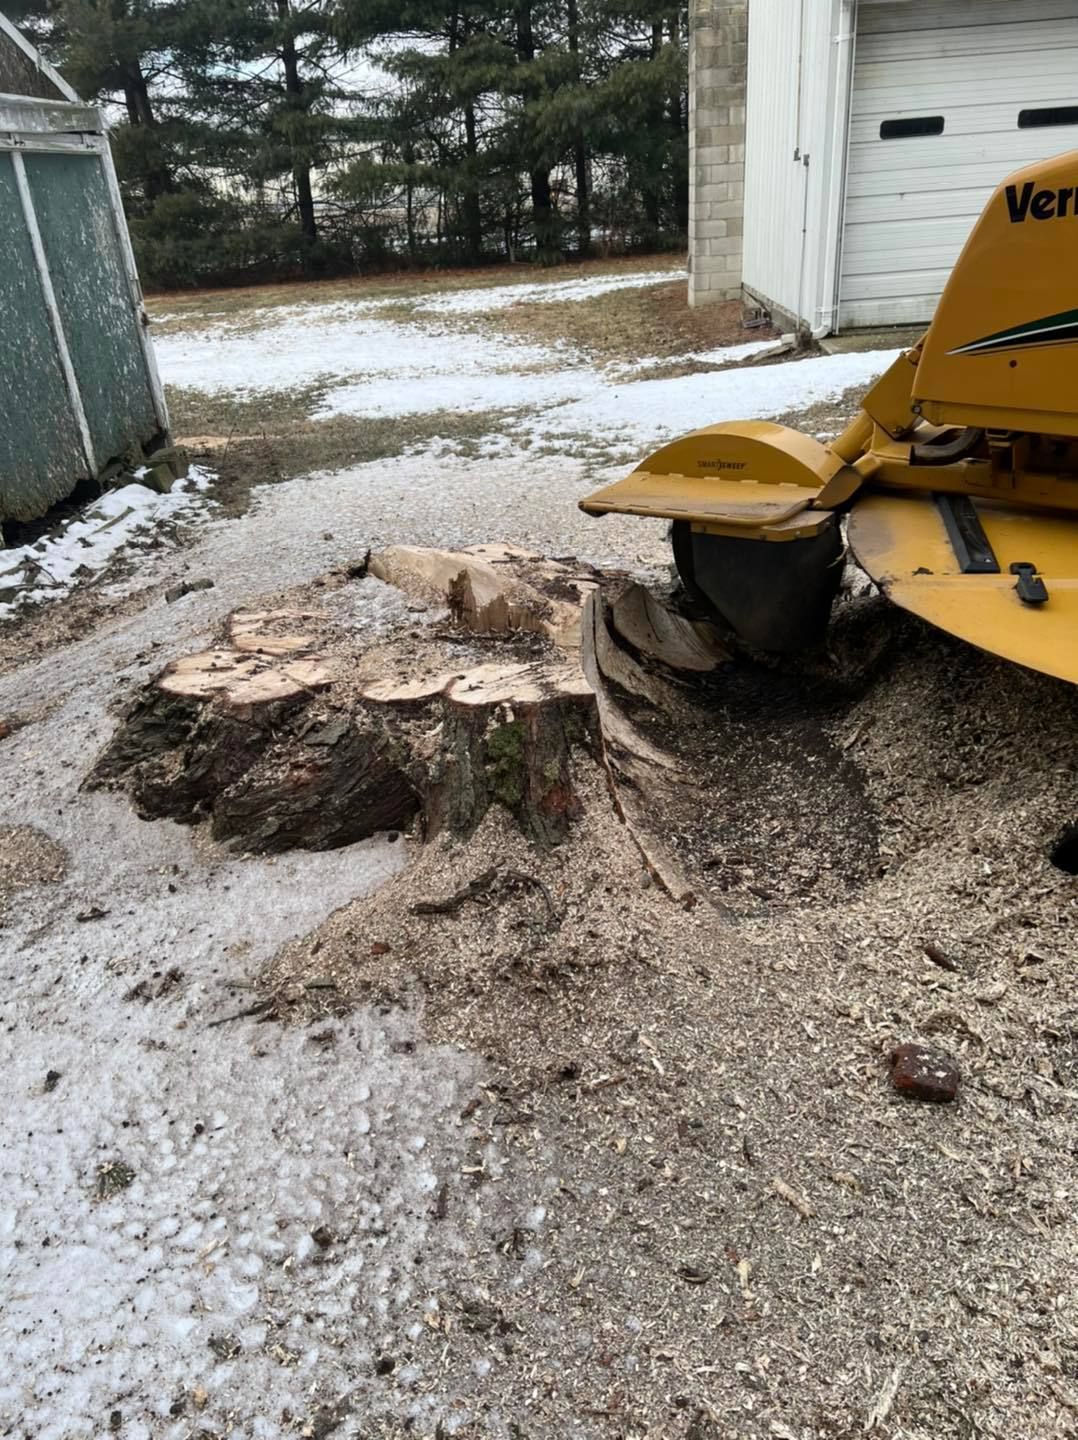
[655,664,881,914]
[145,253,688,332]
[501,285,774,363]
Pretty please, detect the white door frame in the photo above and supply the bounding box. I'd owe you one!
[817,0,858,334]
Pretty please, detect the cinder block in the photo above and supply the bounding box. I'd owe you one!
[704,199,743,220]
[703,236,742,257]
[694,109,731,132]
[696,79,744,106]
[699,181,734,205]
[694,144,734,169]
[694,44,728,70]
[694,182,729,204]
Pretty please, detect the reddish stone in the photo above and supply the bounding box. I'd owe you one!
[889,1043,960,1103]
[369,941,391,957]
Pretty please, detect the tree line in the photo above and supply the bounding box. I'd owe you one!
[12,0,689,289]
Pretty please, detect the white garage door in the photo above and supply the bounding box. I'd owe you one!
[839,0,1078,329]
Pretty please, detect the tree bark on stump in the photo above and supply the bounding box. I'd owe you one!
[86,548,730,892]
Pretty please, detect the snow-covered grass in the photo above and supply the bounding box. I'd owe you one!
[150,271,689,398]
[529,348,898,448]
[157,313,562,398]
[407,267,681,315]
[150,266,897,464]
[313,345,898,449]
[0,470,214,621]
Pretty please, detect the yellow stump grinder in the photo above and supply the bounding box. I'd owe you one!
[581,150,1078,686]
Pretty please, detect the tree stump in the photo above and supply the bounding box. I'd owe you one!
[87,547,731,889]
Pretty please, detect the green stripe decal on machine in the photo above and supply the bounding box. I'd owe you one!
[949,307,1078,356]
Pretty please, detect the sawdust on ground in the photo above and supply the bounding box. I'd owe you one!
[0,824,67,925]
[264,595,1078,1440]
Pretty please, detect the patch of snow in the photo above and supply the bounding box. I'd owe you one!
[314,366,596,421]
[612,337,779,374]
[154,313,563,397]
[152,268,682,400]
[317,347,900,456]
[0,469,214,621]
[411,268,681,315]
[529,349,901,449]
[152,274,884,471]
[687,339,781,367]
[0,920,475,1437]
[313,337,797,423]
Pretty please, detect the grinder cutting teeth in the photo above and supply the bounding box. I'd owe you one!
[580,149,1078,685]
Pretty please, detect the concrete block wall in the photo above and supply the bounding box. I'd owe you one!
[688,0,747,307]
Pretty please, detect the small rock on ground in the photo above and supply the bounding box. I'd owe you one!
[890,1041,961,1103]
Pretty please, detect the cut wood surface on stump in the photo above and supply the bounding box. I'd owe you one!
[86,546,730,894]
[365,543,601,648]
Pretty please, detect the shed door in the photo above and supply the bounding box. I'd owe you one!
[839,0,1078,330]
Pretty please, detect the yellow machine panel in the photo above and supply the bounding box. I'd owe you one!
[580,148,1078,683]
[849,493,1078,685]
[915,150,1078,439]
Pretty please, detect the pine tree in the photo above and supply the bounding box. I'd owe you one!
[17,0,183,204]
[172,0,349,263]
[17,0,688,284]
[581,0,688,247]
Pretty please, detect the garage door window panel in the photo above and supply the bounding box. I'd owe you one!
[1019,106,1078,129]
[880,116,945,139]
[840,4,1078,329]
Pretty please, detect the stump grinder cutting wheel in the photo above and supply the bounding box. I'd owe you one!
[581,150,1078,685]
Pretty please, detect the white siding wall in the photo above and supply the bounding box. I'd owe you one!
[743,0,849,329]
[841,0,1078,328]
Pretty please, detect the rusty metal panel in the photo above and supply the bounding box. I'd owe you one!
[0,151,88,522]
[23,150,159,470]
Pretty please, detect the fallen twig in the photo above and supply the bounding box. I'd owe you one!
[865,1363,905,1431]
[502,867,561,925]
[771,1176,816,1219]
[207,998,275,1027]
[24,556,61,586]
[410,866,500,915]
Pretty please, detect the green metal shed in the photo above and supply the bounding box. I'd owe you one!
[0,12,169,525]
